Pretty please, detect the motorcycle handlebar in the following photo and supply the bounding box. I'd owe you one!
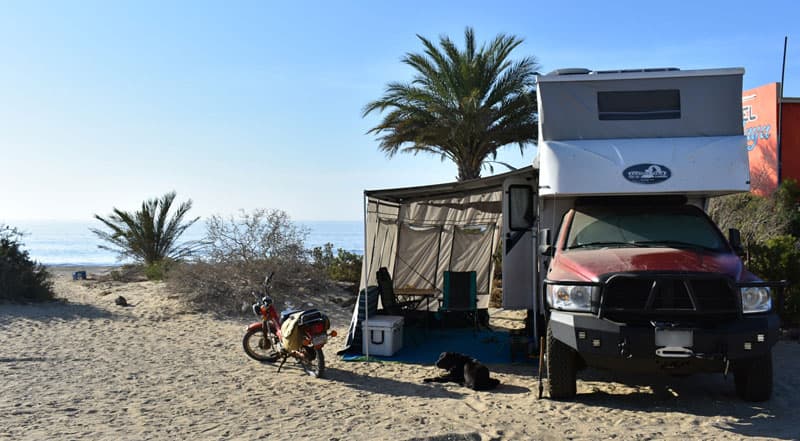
[264,272,274,287]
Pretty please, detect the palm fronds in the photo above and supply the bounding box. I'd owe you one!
[91,191,202,265]
[364,27,539,180]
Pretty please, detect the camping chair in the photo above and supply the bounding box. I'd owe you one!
[376,267,419,316]
[439,271,478,331]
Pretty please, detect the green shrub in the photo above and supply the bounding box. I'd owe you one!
[708,180,799,248]
[144,261,169,281]
[748,235,800,325]
[0,226,54,302]
[709,180,800,325]
[311,243,335,270]
[311,243,362,284]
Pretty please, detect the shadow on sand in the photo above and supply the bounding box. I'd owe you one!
[476,343,800,439]
[325,367,464,399]
[0,356,50,363]
[569,368,799,440]
[404,433,482,441]
[491,383,530,395]
[487,362,539,376]
[0,300,113,323]
[326,365,527,396]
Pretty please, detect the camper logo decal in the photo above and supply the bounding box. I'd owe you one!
[623,164,671,184]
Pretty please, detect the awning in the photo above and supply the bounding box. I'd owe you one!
[365,166,534,204]
[360,166,537,300]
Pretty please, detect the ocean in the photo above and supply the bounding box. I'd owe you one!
[6,220,364,266]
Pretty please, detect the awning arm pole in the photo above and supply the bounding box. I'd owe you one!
[362,191,370,360]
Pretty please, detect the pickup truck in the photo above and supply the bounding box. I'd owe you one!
[543,197,779,401]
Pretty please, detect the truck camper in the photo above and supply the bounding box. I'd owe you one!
[353,67,782,402]
[502,67,782,401]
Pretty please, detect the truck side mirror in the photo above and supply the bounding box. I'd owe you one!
[539,228,554,257]
[729,228,744,255]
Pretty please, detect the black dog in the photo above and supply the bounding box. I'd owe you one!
[423,352,500,391]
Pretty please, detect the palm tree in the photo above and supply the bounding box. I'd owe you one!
[92,191,201,266]
[363,27,540,181]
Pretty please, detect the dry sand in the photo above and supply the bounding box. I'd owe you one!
[1,267,799,440]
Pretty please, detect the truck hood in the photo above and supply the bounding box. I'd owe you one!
[551,247,744,282]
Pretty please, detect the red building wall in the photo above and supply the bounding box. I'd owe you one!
[780,101,800,186]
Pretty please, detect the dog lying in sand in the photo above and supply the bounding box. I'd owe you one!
[423,352,500,391]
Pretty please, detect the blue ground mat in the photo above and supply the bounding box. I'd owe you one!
[341,326,528,365]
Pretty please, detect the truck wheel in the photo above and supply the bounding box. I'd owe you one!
[546,321,577,399]
[733,351,772,402]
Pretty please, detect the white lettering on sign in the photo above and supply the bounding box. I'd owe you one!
[742,105,758,125]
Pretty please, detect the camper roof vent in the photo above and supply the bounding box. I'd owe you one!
[547,68,592,76]
[593,67,680,75]
[544,68,680,77]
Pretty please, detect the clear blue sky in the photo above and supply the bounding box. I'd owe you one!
[1,0,797,221]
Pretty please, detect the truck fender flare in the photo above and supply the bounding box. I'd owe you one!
[549,311,579,350]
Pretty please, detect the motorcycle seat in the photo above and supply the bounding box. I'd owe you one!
[280,309,301,323]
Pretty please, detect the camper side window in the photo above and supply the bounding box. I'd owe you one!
[508,185,534,231]
[597,90,681,120]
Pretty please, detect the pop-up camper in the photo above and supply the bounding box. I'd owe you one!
[353,67,782,402]
[507,67,783,402]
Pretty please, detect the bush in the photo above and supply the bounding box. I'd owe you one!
[748,235,800,325]
[144,261,170,281]
[167,209,330,314]
[708,180,799,249]
[205,209,309,263]
[100,264,148,283]
[0,226,54,302]
[311,243,362,285]
[709,181,800,325]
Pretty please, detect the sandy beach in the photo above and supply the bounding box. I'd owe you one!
[1,267,798,440]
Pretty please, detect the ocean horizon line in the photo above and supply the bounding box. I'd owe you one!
[3,218,365,224]
[10,219,364,266]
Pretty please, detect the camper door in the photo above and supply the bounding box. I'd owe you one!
[502,177,537,309]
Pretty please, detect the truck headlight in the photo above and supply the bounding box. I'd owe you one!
[546,284,599,312]
[740,286,771,313]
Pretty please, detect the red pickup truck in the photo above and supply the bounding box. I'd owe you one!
[542,197,779,401]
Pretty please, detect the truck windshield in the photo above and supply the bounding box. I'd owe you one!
[565,205,727,252]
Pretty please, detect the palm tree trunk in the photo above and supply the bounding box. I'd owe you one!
[457,163,482,181]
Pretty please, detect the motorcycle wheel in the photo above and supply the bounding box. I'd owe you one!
[299,347,325,378]
[242,327,280,362]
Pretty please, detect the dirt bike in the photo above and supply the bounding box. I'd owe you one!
[242,273,336,378]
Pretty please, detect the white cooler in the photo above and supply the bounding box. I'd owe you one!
[362,315,404,356]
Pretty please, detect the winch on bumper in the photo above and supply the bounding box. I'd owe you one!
[549,310,780,374]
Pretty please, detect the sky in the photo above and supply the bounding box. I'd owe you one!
[1,0,798,222]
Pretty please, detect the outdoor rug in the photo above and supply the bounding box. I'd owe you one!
[340,327,529,364]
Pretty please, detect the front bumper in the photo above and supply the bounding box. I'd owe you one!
[549,310,780,374]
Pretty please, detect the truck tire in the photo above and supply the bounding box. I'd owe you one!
[733,351,772,402]
[546,321,577,399]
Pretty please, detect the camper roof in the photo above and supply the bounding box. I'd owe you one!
[536,67,745,141]
[536,66,750,197]
[537,67,744,83]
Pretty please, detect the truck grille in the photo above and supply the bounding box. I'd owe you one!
[601,274,738,320]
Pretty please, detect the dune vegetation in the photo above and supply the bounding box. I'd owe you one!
[0,225,53,302]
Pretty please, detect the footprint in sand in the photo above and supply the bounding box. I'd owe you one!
[462,395,489,413]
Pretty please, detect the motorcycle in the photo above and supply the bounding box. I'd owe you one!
[242,273,337,378]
